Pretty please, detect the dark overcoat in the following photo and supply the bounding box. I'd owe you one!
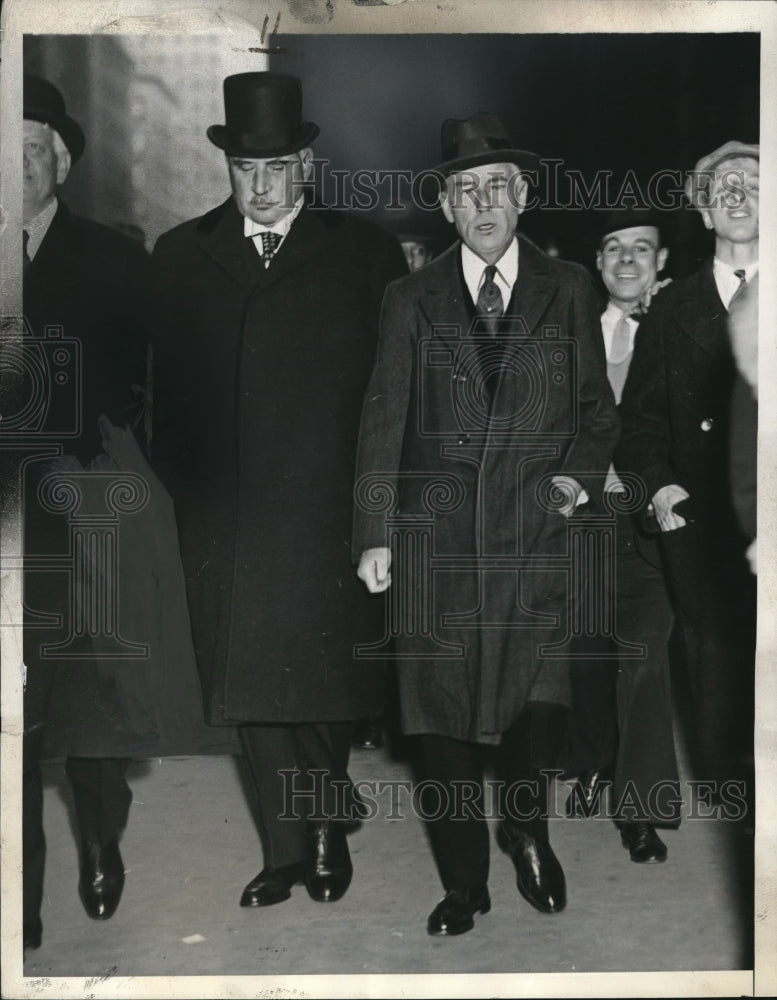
[352,236,619,744]
[23,202,233,760]
[615,261,755,774]
[151,198,407,726]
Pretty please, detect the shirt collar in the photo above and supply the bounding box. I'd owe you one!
[460,236,519,306]
[713,257,759,283]
[24,197,58,260]
[243,196,304,241]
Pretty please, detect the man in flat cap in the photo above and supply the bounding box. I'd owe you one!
[565,210,681,862]
[21,74,151,950]
[617,142,759,800]
[353,113,618,935]
[152,72,406,909]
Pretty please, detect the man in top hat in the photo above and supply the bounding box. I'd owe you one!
[564,210,681,861]
[21,73,153,949]
[151,72,406,908]
[617,142,759,796]
[353,112,618,934]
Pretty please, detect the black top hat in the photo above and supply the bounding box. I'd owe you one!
[207,72,319,158]
[593,208,665,247]
[435,113,538,178]
[23,74,85,163]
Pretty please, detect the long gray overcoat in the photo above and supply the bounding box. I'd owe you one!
[352,236,619,744]
[152,198,407,725]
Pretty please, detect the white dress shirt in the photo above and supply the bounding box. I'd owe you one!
[244,195,305,256]
[460,237,519,309]
[600,300,639,360]
[713,257,759,311]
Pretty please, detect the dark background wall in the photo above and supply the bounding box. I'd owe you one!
[24,32,759,277]
[272,32,760,276]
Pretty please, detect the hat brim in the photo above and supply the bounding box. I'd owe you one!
[420,149,539,203]
[25,111,85,163]
[207,122,319,159]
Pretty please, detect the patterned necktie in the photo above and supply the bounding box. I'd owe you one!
[476,264,503,335]
[23,229,31,273]
[608,314,632,366]
[729,268,747,309]
[260,230,282,268]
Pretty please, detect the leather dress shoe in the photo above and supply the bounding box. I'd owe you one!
[23,918,42,952]
[620,822,668,863]
[240,861,307,907]
[305,821,353,902]
[427,886,491,936]
[566,768,611,818]
[78,838,125,920]
[497,825,566,913]
[351,716,384,750]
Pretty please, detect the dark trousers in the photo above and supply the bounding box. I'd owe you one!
[567,512,680,823]
[239,721,353,869]
[23,754,132,927]
[415,701,568,891]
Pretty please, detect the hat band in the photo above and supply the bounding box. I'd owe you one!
[441,135,513,163]
[231,128,300,151]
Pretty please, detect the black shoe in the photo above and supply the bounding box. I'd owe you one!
[427,886,491,936]
[305,821,353,903]
[23,918,42,953]
[78,838,125,920]
[351,716,384,750]
[497,825,566,914]
[620,822,668,863]
[566,768,610,818]
[240,861,307,907]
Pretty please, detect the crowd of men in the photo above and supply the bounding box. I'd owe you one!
[19,70,758,951]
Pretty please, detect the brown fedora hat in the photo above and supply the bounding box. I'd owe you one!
[207,72,319,158]
[24,74,86,163]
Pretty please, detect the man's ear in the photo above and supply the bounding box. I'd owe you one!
[439,190,454,224]
[55,147,71,186]
[699,206,715,232]
[298,148,314,182]
[595,250,603,275]
[511,172,529,215]
[657,247,669,272]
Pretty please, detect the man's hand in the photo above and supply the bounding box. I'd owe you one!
[357,547,392,593]
[638,277,673,313]
[652,483,691,532]
[550,475,587,517]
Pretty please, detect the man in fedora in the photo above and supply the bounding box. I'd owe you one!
[21,73,152,949]
[353,113,618,934]
[564,209,681,862]
[617,142,759,798]
[152,72,406,908]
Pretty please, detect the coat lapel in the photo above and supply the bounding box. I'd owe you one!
[417,243,473,339]
[195,197,261,291]
[674,260,729,358]
[196,199,338,294]
[508,235,556,336]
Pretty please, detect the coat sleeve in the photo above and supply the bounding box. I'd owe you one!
[615,297,677,505]
[352,278,416,556]
[558,266,619,499]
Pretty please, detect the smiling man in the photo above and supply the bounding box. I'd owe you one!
[151,72,406,912]
[565,210,681,863]
[354,113,618,936]
[617,143,759,804]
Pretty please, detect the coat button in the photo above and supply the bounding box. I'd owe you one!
[700,418,714,432]
[457,435,469,445]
